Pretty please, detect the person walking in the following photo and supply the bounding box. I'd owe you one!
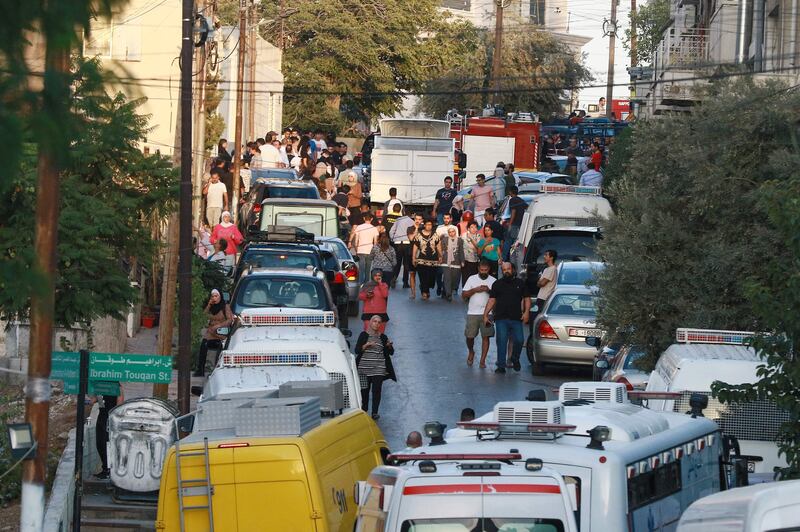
[477,224,501,277]
[503,186,526,260]
[471,174,495,225]
[210,211,244,256]
[354,315,396,420]
[359,269,390,332]
[440,226,464,302]
[411,219,442,301]
[389,208,415,288]
[462,260,496,368]
[369,233,397,287]
[349,212,379,284]
[432,176,457,225]
[483,262,530,374]
[194,289,233,377]
[434,212,458,297]
[461,220,481,286]
[405,226,419,298]
[203,168,228,226]
[93,389,124,479]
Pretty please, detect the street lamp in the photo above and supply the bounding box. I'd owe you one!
[6,423,36,461]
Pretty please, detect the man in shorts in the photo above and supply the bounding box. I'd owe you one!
[462,260,497,368]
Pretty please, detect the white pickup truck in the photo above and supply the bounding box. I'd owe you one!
[369,118,454,208]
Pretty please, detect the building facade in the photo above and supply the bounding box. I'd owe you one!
[635,0,800,117]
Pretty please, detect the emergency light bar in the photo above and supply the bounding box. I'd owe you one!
[238,309,336,326]
[387,453,522,463]
[457,421,577,434]
[219,351,321,366]
[539,184,601,195]
[675,328,754,345]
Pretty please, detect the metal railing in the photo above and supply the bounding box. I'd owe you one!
[661,28,709,70]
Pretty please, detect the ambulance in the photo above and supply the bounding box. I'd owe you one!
[156,395,388,531]
[205,307,362,409]
[644,328,790,482]
[356,381,725,532]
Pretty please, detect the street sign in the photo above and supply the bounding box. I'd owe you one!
[51,351,172,394]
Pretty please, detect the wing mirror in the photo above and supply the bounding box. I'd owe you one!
[585,336,601,348]
[595,359,609,369]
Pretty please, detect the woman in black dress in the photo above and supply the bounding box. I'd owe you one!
[411,219,442,300]
[354,315,396,419]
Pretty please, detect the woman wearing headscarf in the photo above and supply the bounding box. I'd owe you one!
[358,269,390,333]
[210,211,244,256]
[354,315,396,420]
[440,226,464,302]
[345,171,363,212]
[194,289,233,377]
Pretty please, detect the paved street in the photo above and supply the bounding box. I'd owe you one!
[371,285,591,450]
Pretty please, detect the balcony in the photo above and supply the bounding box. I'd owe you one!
[659,28,708,71]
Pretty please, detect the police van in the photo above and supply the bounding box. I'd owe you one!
[356,381,724,532]
[205,307,361,409]
[644,328,790,482]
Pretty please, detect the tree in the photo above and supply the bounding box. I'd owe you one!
[0,59,177,327]
[595,80,799,367]
[712,173,800,478]
[219,0,480,131]
[624,0,670,66]
[417,27,592,120]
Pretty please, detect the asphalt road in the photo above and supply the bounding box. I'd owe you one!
[367,283,592,450]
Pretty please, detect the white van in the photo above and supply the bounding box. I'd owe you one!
[258,198,341,238]
[677,479,800,532]
[510,184,612,265]
[644,328,790,481]
[357,381,724,532]
[205,308,361,409]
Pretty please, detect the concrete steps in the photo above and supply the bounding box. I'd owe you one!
[80,490,156,531]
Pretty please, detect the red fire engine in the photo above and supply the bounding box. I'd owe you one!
[448,111,541,186]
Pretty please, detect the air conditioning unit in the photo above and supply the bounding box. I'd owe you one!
[559,382,627,404]
[494,401,565,425]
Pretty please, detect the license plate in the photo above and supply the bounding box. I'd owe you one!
[747,461,756,473]
[569,328,601,337]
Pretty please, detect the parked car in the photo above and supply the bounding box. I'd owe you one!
[516,226,603,293]
[316,236,360,317]
[594,344,649,389]
[234,238,323,282]
[530,285,600,372]
[239,178,320,235]
[230,268,338,325]
[554,260,604,289]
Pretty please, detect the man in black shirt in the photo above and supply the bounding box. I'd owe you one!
[483,208,504,244]
[433,176,457,225]
[503,186,527,260]
[483,262,530,373]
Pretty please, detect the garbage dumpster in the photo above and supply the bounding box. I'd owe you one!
[107,397,179,492]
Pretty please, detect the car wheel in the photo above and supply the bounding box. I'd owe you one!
[525,337,534,365]
[528,340,546,375]
[347,300,360,317]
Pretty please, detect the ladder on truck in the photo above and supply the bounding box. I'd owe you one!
[174,416,214,532]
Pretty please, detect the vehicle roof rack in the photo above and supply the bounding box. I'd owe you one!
[247,225,316,244]
[387,452,522,464]
[675,328,755,345]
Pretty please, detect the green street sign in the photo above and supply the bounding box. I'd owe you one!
[51,351,172,394]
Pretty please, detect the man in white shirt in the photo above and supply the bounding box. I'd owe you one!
[462,261,496,368]
[203,168,228,225]
[349,212,379,284]
[273,139,289,167]
[313,131,328,159]
[535,249,558,317]
[260,141,282,169]
[579,162,604,188]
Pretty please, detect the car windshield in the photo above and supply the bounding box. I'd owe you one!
[264,185,319,199]
[236,277,326,309]
[401,518,563,532]
[547,293,598,317]
[525,233,601,265]
[557,264,604,286]
[322,239,351,259]
[241,250,318,270]
[623,348,646,370]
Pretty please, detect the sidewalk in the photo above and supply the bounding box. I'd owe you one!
[122,325,203,410]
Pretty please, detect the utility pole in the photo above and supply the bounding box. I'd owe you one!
[192,0,210,229]
[178,0,194,415]
[21,39,69,532]
[247,6,257,141]
[232,0,248,221]
[153,213,178,400]
[605,0,618,119]
[491,0,512,102]
[279,0,286,50]
[629,0,637,119]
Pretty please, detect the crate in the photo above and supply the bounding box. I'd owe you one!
[279,380,344,413]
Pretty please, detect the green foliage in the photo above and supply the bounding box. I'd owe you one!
[712,175,800,478]
[624,0,671,66]
[0,387,24,503]
[0,59,178,327]
[417,27,592,119]
[602,127,634,207]
[189,258,232,354]
[204,73,225,153]
[220,0,481,131]
[595,79,799,367]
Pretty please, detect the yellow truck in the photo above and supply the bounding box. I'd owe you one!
[156,395,389,532]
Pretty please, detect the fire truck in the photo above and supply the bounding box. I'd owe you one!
[447,110,542,188]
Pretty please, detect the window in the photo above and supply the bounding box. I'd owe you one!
[241,251,317,270]
[530,0,546,25]
[627,461,682,511]
[441,0,471,10]
[264,185,319,199]
[84,24,112,57]
[547,293,597,317]
[525,232,601,265]
[236,277,325,310]
[83,20,141,61]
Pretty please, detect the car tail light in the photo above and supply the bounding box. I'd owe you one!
[253,204,261,213]
[537,320,558,339]
[346,266,358,281]
[615,376,634,391]
[333,272,345,284]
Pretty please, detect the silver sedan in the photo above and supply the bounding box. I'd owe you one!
[531,286,601,372]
